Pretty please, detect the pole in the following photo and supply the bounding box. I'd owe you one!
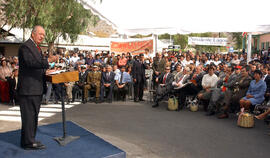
[61,84,66,138]
[247,33,252,63]
[54,84,79,146]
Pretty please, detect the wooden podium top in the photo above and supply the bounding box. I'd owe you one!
[46,71,79,84]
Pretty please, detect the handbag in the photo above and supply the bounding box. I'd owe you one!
[168,95,178,111]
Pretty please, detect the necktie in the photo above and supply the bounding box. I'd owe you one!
[163,73,167,84]
[37,45,41,52]
[120,72,123,84]
[107,72,109,80]
[177,75,183,83]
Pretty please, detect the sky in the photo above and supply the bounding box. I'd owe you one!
[85,0,270,32]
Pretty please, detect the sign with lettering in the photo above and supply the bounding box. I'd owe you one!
[188,37,228,46]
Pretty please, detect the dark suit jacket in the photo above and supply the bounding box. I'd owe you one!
[101,72,115,86]
[17,39,49,95]
[264,75,270,93]
[77,71,88,86]
[158,72,174,88]
[6,76,17,91]
[132,60,146,82]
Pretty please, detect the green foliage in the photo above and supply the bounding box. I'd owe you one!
[232,32,243,50]
[158,33,170,39]
[173,34,188,50]
[2,0,99,46]
[159,32,226,53]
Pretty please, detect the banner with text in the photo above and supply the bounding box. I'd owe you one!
[110,39,153,55]
[188,37,228,46]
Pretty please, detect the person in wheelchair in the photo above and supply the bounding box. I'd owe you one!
[100,65,115,103]
[152,66,174,108]
[83,65,101,103]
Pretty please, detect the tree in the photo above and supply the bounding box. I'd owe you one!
[173,34,188,50]
[1,0,99,52]
[232,32,243,50]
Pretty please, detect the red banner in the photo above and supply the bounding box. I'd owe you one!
[110,39,153,55]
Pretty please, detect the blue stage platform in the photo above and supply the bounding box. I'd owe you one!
[0,121,126,158]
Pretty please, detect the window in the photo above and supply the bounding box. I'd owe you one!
[262,42,265,49]
[266,42,270,49]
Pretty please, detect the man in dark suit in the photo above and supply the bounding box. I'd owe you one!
[152,66,174,107]
[132,53,146,102]
[18,26,57,150]
[100,65,115,103]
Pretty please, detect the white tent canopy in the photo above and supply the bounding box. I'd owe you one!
[84,0,270,35]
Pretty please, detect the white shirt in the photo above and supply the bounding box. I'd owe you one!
[201,74,219,88]
[114,69,120,74]
[182,60,193,66]
[213,60,221,66]
[172,74,187,89]
[70,56,79,64]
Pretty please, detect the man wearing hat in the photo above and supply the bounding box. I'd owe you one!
[152,53,166,90]
[72,65,88,103]
[83,65,101,103]
[132,53,147,102]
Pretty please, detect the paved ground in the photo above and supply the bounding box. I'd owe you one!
[1,99,270,158]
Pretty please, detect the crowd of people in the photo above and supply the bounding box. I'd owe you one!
[1,48,270,120]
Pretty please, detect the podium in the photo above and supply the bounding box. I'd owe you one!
[46,71,80,146]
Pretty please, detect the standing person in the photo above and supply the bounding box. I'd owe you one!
[132,53,146,102]
[18,26,57,150]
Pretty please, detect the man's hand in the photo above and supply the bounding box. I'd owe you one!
[133,79,136,83]
[246,94,254,98]
[155,78,159,83]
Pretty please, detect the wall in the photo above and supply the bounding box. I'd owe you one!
[259,33,270,50]
[0,43,20,57]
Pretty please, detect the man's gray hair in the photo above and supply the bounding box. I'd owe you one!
[31,25,44,33]
[106,65,112,68]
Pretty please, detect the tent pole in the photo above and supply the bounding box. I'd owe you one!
[247,33,252,63]
[152,34,158,55]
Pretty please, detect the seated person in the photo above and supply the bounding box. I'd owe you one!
[152,66,174,108]
[172,64,183,81]
[176,65,205,108]
[239,70,266,113]
[101,65,115,103]
[255,107,270,120]
[114,66,131,101]
[218,66,252,118]
[72,65,88,102]
[83,65,101,103]
[64,82,74,104]
[197,66,219,110]
[205,66,239,116]
[172,67,191,109]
